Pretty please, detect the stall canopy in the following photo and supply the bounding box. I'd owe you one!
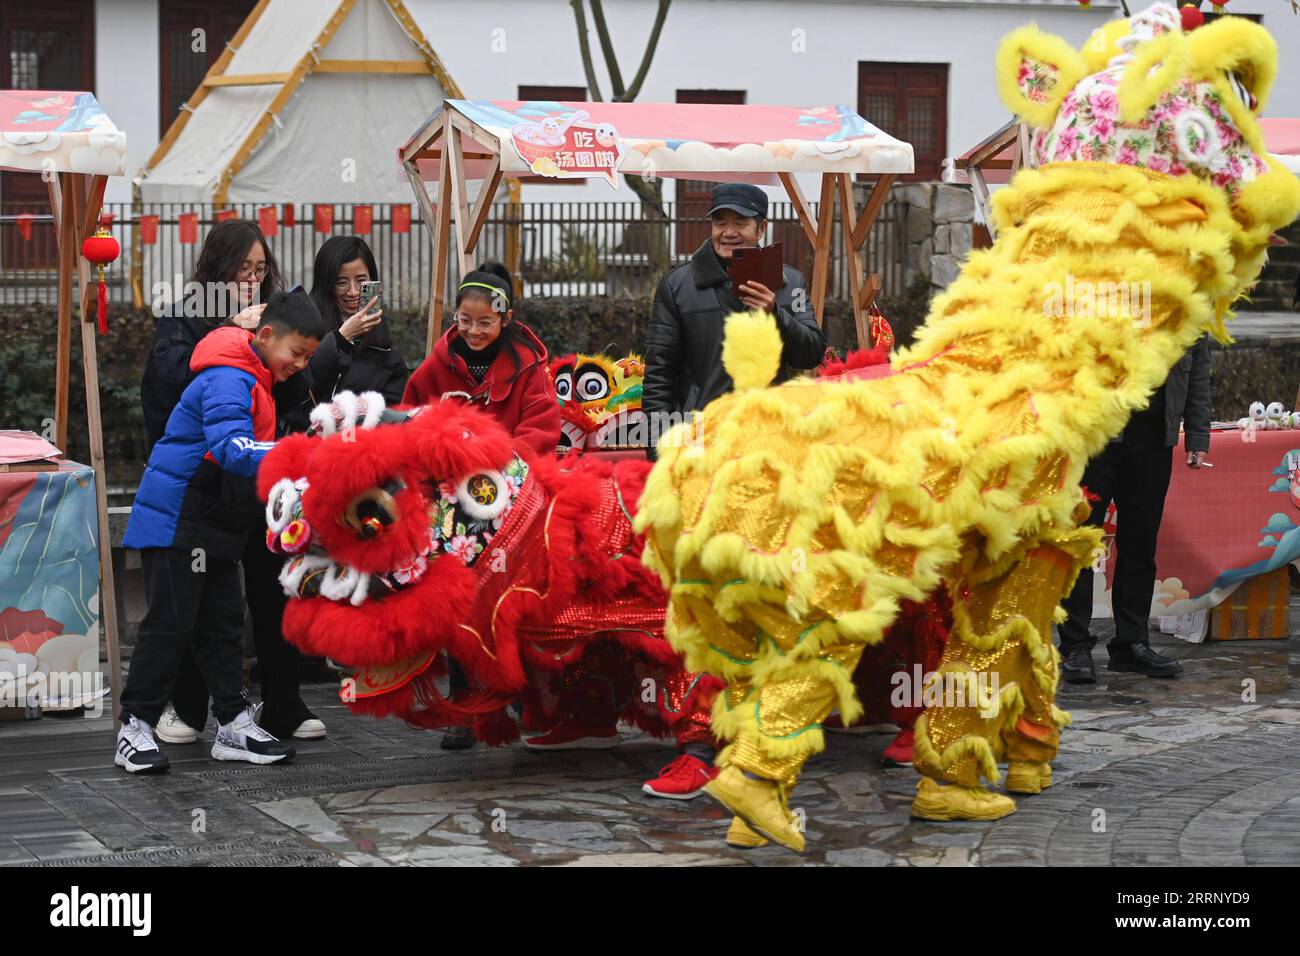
[1,89,127,713]
[400,99,915,350]
[0,90,126,177]
[138,0,461,204]
[1260,118,1300,175]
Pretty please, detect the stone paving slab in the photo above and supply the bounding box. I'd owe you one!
[3,626,1299,866]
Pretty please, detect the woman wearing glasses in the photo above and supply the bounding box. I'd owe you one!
[402,263,560,455]
[402,263,561,751]
[307,235,409,404]
[141,218,289,448]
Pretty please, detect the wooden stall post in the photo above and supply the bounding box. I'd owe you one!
[61,173,124,716]
[835,174,871,348]
[50,175,74,453]
[445,114,475,280]
[810,174,836,326]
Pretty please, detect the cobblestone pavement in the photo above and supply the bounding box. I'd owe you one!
[2,628,1298,867]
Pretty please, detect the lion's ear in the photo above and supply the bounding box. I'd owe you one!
[1188,16,1278,114]
[1117,32,1190,124]
[996,25,1089,129]
[1081,19,1130,74]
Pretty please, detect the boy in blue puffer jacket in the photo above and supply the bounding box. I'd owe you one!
[116,288,324,773]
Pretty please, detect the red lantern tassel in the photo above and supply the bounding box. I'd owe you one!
[97,269,108,335]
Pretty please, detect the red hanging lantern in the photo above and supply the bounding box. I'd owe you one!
[81,214,120,335]
[1180,4,1206,30]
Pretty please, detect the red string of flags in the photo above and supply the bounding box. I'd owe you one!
[9,205,414,246]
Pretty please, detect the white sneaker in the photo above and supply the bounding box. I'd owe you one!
[212,707,295,765]
[114,716,170,774]
[291,718,327,740]
[155,704,199,744]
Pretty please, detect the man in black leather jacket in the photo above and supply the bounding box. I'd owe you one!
[1059,335,1212,683]
[643,183,826,459]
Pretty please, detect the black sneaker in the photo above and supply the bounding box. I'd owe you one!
[212,707,295,764]
[440,725,475,751]
[1107,642,1183,678]
[1060,647,1097,684]
[115,716,171,774]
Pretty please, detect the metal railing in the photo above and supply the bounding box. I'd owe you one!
[0,197,910,309]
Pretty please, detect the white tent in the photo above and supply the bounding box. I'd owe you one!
[137,0,460,204]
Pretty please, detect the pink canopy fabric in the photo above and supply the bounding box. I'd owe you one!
[403,99,914,185]
[0,90,126,176]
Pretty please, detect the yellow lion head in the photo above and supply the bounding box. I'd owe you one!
[997,3,1299,223]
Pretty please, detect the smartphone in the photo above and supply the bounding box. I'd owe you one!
[359,279,383,317]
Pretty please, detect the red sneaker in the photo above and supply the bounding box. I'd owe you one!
[881,728,915,767]
[641,753,719,800]
[522,722,619,751]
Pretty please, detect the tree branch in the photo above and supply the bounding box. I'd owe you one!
[588,0,626,100]
[569,0,605,102]
[622,0,672,102]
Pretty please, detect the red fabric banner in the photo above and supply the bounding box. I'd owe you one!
[258,205,278,238]
[315,204,334,233]
[139,215,159,245]
[392,204,411,234]
[354,204,373,234]
[282,204,296,227]
[178,212,198,245]
[216,209,237,223]
[16,213,33,241]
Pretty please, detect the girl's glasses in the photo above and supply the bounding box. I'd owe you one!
[456,315,501,333]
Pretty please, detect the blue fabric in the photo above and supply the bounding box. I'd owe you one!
[123,364,274,551]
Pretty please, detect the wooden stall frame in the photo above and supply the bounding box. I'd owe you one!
[401,102,903,352]
[45,170,124,716]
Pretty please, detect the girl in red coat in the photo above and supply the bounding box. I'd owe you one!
[402,263,560,457]
[403,263,561,750]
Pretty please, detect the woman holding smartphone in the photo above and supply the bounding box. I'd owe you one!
[308,235,409,404]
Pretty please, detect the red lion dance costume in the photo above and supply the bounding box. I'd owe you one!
[256,392,719,749]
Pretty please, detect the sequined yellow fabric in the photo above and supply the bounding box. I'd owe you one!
[639,159,1291,796]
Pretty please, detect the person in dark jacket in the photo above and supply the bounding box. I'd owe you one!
[308,235,409,405]
[1059,335,1212,683]
[115,291,324,773]
[140,219,313,450]
[642,183,826,459]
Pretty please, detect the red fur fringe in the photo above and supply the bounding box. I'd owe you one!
[817,345,892,379]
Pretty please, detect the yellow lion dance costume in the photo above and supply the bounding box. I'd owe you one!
[636,3,1300,852]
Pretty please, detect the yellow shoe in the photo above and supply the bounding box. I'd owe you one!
[910,776,1017,821]
[1005,761,1052,794]
[725,815,769,849]
[704,766,805,852]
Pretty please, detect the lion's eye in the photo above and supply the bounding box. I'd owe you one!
[574,363,611,402]
[555,371,573,401]
[454,469,511,521]
[343,479,405,538]
[1228,71,1256,111]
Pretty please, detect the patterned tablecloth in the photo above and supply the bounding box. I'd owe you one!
[0,461,105,709]
[1092,428,1300,640]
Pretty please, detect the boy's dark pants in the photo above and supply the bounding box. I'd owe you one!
[170,530,309,735]
[120,547,247,727]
